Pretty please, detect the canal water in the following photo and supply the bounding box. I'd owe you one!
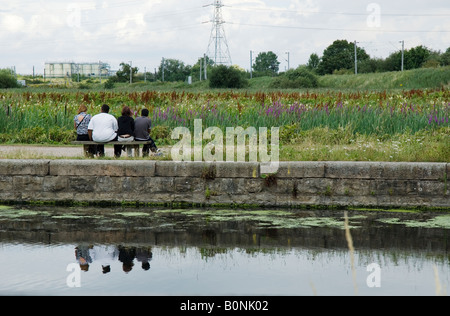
[0,205,449,296]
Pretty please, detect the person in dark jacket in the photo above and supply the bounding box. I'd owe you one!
[115,106,135,158]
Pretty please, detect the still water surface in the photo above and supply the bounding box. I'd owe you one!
[0,205,449,296]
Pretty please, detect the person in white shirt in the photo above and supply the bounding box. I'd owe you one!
[88,104,119,157]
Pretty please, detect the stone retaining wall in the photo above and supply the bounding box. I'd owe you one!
[0,160,448,208]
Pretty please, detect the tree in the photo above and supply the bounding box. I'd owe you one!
[115,62,138,83]
[382,51,403,72]
[306,53,320,72]
[253,51,280,77]
[270,66,318,89]
[209,65,248,89]
[358,58,384,73]
[158,58,191,82]
[382,45,432,71]
[0,69,20,89]
[441,47,450,66]
[317,40,369,75]
[190,56,214,82]
[405,45,431,69]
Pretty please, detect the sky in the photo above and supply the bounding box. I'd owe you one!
[1,0,449,75]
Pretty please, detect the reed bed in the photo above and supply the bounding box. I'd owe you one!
[0,88,448,161]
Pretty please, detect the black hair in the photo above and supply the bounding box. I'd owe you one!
[141,109,149,117]
[101,104,110,113]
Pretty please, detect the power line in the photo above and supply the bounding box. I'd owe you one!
[228,21,450,33]
[229,6,450,17]
[0,5,206,33]
[0,22,205,48]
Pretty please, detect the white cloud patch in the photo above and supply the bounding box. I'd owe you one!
[0,13,26,32]
[0,0,449,74]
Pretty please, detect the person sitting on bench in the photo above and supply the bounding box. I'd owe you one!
[116,105,135,158]
[134,108,161,157]
[87,104,119,157]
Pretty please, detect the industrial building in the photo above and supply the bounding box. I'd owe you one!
[44,62,111,79]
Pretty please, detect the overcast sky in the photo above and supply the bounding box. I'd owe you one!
[1,0,449,75]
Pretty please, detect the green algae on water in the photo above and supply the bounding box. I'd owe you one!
[0,208,49,218]
[114,212,153,217]
[377,215,450,229]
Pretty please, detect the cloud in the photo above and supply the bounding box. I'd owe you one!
[0,13,25,33]
[1,0,449,74]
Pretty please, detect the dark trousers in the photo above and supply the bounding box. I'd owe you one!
[113,144,123,158]
[77,134,96,156]
[137,137,158,156]
[96,136,119,157]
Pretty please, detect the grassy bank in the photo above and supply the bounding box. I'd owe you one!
[17,66,450,92]
[280,126,449,163]
[317,67,450,91]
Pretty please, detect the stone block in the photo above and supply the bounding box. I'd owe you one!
[146,177,175,193]
[174,177,205,193]
[68,176,96,193]
[296,178,334,195]
[271,178,296,194]
[0,176,13,191]
[43,176,68,192]
[0,160,49,176]
[275,161,325,178]
[207,178,246,195]
[13,176,44,192]
[380,162,446,180]
[375,180,416,196]
[155,161,211,178]
[331,178,375,196]
[245,178,264,193]
[215,161,259,178]
[325,161,383,179]
[413,181,447,196]
[50,160,155,177]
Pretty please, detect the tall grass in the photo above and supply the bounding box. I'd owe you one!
[319,66,450,90]
[147,99,449,139]
[0,89,448,152]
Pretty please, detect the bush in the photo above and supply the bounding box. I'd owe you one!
[270,67,318,89]
[104,78,115,89]
[152,125,171,144]
[48,127,76,144]
[0,69,20,89]
[78,83,91,90]
[10,127,75,144]
[209,65,249,89]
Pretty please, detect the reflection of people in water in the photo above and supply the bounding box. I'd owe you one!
[136,247,153,271]
[118,246,136,273]
[75,245,93,272]
[90,245,118,274]
[73,245,153,274]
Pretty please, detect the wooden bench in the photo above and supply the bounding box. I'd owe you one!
[71,141,154,157]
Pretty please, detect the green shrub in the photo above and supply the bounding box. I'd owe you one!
[78,83,91,90]
[104,78,115,89]
[209,65,249,89]
[48,127,76,144]
[270,67,318,89]
[8,127,75,144]
[0,69,20,89]
[14,127,47,144]
[152,125,171,144]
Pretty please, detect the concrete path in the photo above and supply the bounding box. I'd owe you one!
[0,145,167,158]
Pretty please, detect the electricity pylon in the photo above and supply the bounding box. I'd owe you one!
[205,0,232,66]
